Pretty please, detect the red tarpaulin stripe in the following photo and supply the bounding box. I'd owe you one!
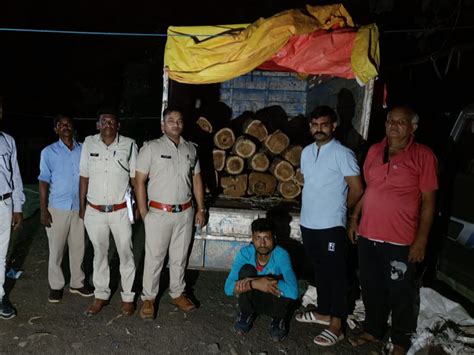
[258,28,357,79]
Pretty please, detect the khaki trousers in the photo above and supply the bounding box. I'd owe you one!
[141,207,193,300]
[0,197,12,299]
[45,207,85,290]
[84,207,135,302]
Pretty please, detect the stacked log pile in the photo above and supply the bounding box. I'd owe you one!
[198,105,312,199]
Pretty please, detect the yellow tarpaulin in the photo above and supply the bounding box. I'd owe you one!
[165,4,378,85]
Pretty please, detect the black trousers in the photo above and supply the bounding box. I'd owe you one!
[237,264,291,319]
[301,226,348,321]
[358,236,418,351]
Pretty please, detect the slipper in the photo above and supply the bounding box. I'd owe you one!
[295,311,330,325]
[313,329,344,346]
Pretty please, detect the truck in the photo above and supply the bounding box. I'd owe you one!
[435,104,474,303]
[160,4,381,272]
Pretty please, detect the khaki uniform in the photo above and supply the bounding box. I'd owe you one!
[79,134,137,302]
[136,135,200,299]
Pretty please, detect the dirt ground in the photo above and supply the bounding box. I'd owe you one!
[0,210,382,354]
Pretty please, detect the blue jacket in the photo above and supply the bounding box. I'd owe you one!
[224,244,298,300]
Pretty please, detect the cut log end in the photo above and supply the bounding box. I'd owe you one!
[264,130,290,155]
[248,172,277,196]
[196,116,213,133]
[225,155,244,175]
[232,136,257,158]
[221,174,248,197]
[278,180,301,199]
[213,149,226,171]
[214,128,236,150]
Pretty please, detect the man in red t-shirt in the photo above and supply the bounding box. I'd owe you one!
[347,107,438,354]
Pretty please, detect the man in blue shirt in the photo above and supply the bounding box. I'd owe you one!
[297,106,363,346]
[0,126,25,319]
[225,218,298,342]
[39,115,93,303]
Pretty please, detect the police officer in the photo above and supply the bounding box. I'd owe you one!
[79,109,137,316]
[135,107,206,319]
[0,128,24,319]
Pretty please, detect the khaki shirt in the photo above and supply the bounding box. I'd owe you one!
[80,133,137,205]
[136,135,200,205]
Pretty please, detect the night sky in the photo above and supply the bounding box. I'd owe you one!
[1,0,474,117]
[1,0,474,163]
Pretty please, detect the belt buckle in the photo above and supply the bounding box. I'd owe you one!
[172,205,182,213]
[104,205,113,213]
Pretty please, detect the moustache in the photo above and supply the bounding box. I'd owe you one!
[313,132,327,137]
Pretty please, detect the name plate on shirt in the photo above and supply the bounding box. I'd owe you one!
[161,155,171,159]
[90,153,99,157]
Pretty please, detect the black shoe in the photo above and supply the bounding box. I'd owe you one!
[48,289,63,303]
[0,298,16,319]
[70,286,94,297]
[270,318,287,342]
[233,312,255,335]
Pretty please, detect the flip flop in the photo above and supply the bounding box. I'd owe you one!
[295,311,330,325]
[313,329,344,346]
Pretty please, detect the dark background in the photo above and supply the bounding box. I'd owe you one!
[1,0,474,182]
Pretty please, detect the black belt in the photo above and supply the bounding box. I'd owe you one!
[0,193,12,201]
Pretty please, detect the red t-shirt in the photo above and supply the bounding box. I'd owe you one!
[358,137,438,245]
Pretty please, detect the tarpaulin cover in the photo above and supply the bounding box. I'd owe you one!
[165,4,379,85]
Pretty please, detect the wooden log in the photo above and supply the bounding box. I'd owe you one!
[263,130,290,155]
[277,180,301,199]
[214,127,235,150]
[282,145,303,167]
[225,155,245,175]
[213,149,226,171]
[221,174,247,197]
[293,168,304,186]
[196,116,213,133]
[230,111,255,137]
[243,119,268,142]
[269,158,295,182]
[248,172,277,196]
[255,105,288,134]
[232,135,257,159]
[247,151,270,172]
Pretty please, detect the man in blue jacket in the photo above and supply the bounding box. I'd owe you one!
[225,218,298,342]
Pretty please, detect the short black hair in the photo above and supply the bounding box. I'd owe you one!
[251,218,275,236]
[162,106,184,121]
[309,105,337,123]
[97,107,119,121]
[53,114,73,128]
